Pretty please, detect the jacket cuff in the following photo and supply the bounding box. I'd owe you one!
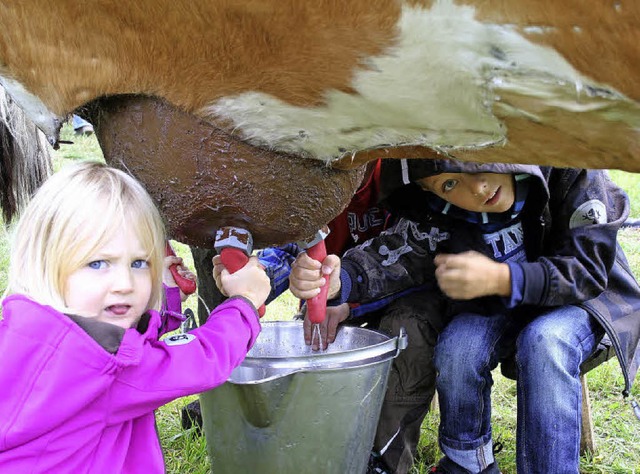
[518,262,549,306]
[503,262,525,308]
[218,296,262,349]
[334,268,352,305]
[164,284,183,314]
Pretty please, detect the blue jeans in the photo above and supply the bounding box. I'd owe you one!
[434,306,604,474]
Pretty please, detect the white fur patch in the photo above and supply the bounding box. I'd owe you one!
[569,200,607,228]
[201,0,596,164]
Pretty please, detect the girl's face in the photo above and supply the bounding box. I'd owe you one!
[418,172,515,213]
[64,226,153,329]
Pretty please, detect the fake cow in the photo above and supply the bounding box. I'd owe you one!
[1,0,639,248]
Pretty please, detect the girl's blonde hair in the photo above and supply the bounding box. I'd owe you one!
[6,161,166,313]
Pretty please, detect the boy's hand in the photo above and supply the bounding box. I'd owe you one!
[218,256,271,310]
[434,251,511,300]
[303,303,350,350]
[162,256,197,302]
[289,253,341,301]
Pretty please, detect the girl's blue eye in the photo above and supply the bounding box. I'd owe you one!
[132,259,150,269]
[88,260,107,270]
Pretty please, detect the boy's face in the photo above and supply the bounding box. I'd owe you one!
[418,172,515,213]
[64,226,153,329]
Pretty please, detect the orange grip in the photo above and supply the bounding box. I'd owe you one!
[165,242,197,295]
[220,248,266,317]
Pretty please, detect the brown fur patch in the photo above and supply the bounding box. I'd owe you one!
[6,0,636,112]
[0,0,401,115]
[468,0,640,100]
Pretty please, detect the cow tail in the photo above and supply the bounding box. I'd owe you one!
[0,85,52,223]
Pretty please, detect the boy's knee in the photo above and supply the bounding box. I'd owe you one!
[437,324,480,356]
[516,322,579,370]
[518,320,571,352]
[435,326,494,376]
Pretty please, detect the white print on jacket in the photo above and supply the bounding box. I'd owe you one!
[371,219,450,266]
[164,333,196,346]
[569,200,607,229]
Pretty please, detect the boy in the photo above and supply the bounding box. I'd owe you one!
[227,159,445,472]
[290,158,640,474]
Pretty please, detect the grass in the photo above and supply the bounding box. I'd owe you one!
[0,225,8,297]
[1,125,639,473]
[610,170,640,218]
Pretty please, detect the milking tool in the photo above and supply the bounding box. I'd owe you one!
[297,226,331,347]
[165,241,197,295]
[214,226,266,317]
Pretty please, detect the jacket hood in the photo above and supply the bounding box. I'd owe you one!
[380,157,548,217]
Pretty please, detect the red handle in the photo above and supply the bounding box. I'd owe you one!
[220,247,266,317]
[306,240,328,324]
[165,242,197,295]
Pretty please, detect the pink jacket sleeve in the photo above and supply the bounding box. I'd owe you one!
[106,296,261,422]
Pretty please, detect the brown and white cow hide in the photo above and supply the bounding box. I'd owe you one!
[0,0,639,244]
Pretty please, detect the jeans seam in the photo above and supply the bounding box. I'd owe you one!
[477,319,509,445]
[475,322,507,470]
[441,318,506,454]
[477,443,487,470]
[516,353,529,474]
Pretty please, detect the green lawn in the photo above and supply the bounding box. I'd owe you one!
[1,126,639,473]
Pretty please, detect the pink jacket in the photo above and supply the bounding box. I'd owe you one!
[0,293,261,473]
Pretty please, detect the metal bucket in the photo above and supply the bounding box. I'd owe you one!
[200,321,407,474]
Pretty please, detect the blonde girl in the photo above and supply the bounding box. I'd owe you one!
[0,161,269,473]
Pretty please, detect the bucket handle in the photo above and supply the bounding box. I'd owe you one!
[396,327,408,357]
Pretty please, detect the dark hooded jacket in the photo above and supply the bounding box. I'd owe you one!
[337,158,640,396]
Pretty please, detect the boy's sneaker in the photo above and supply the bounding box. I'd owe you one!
[429,456,501,474]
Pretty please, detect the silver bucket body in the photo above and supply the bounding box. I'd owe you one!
[200,321,406,474]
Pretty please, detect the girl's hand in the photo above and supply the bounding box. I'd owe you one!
[434,251,511,300]
[212,254,226,295]
[219,256,271,310]
[162,256,197,302]
[289,253,341,301]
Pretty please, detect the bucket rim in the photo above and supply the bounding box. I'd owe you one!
[240,321,400,371]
